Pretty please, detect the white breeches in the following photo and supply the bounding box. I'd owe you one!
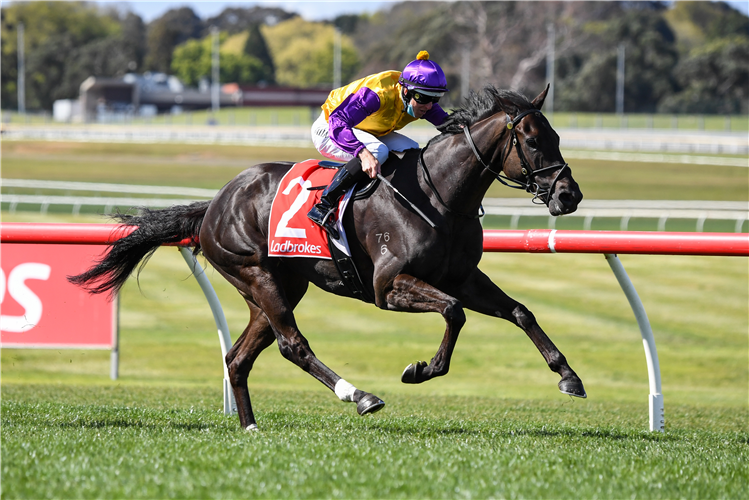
[311,111,419,163]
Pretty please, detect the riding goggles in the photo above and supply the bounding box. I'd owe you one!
[411,91,441,105]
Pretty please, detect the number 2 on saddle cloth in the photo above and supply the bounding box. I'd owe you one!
[268,160,340,259]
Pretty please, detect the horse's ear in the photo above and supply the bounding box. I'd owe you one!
[531,84,550,110]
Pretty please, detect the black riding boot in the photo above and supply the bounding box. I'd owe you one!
[307,158,364,239]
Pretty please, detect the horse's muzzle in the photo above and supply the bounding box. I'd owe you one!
[548,176,583,216]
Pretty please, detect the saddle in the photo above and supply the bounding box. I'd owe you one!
[268,151,419,303]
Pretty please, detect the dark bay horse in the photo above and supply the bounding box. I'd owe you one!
[71,85,585,430]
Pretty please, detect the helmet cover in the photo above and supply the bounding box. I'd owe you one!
[399,51,449,95]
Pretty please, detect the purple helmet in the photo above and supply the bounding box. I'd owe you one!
[399,51,449,96]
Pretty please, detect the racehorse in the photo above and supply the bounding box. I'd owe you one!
[70,85,585,430]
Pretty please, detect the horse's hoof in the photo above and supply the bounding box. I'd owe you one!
[559,377,587,398]
[401,361,428,384]
[357,393,385,415]
[245,423,259,432]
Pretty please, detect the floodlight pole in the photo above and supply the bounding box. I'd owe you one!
[211,26,220,114]
[17,22,25,116]
[616,43,625,115]
[333,27,342,89]
[461,46,470,102]
[545,23,555,119]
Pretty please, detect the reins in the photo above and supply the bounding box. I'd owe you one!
[418,146,484,219]
[419,108,571,218]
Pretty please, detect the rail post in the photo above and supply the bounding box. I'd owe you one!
[604,254,664,432]
[178,246,237,415]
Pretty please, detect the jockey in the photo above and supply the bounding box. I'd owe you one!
[308,50,450,237]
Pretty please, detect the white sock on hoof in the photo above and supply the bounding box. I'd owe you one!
[334,379,357,402]
[246,424,258,431]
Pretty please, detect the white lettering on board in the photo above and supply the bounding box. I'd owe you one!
[0,263,51,332]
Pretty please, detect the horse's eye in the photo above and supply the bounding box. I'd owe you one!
[526,137,538,148]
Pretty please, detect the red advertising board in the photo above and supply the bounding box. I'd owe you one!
[1,243,116,349]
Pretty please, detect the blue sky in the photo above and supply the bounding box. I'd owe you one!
[104,1,394,22]
[104,0,749,22]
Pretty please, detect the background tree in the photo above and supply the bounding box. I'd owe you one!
[170,31,267,87]
[1,1,121,109]
[350,2,617,107]
[659,1,749,113]
[659,36,749,114]
[262,18,359,87]
[555,3,678,112]
[243,23,275,84]
[2,0,748,113]
[204,7,296,35]
[145,7,204,73]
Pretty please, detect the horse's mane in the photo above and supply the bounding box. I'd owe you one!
[431,86,534,145]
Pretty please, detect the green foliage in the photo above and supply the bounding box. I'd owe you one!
[205,7,297,35]
[243,23,275,83]
[362,3,455,72]
[1,1,123,109]
[660,35,749,114]
[170,31,269,87]
[2,2,748,113]
[262,18,359,87]
[667,0,749,45]
[144,7,204,73]
[558,9,678,113]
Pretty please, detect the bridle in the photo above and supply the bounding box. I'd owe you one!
[464,108,570,205]
[419,108,570,218]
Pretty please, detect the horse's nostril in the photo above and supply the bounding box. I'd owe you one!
[558,191,575,207]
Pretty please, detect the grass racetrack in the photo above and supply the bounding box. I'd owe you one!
[2,141,748,498]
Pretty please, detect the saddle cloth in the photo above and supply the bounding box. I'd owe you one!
[268,159,355,259]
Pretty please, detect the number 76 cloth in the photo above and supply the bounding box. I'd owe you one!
[267,159,355,259]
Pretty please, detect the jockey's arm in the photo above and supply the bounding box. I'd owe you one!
[328,88,382,166]
[423,103,449,126]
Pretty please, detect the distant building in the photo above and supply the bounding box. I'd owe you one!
[223,84,330,108]
[74,73,238,122]
[55,73,333,123]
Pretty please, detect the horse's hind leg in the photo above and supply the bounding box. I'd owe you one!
[456,269,586,398]
[225,300,276,430]
[231,266,385,418]
[227,275,310,430]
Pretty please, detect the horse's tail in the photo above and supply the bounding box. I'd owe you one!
[68,201,211,295]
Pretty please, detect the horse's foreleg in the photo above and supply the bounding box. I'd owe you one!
[241,267,385,416]
[456,269,586,398]
[384,274,466,384]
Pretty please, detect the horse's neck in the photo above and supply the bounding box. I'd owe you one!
[422,123,501,214]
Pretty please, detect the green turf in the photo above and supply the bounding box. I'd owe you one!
[2,140,748,201]
[2,142,748,498]
[3,384,747,499]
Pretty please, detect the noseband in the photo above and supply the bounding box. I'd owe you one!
[462,109,570,205]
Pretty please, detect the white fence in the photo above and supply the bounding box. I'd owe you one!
[3,124,748,157]
[483,198,748,232]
